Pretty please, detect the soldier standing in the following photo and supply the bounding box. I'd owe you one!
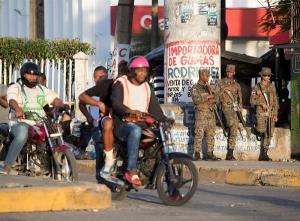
[250,67,278,161]
[215,64,242,160]
[192,68,219,161]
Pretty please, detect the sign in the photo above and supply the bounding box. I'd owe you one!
[165,40,220,103]
[164,0,221,103]
[109,43,130,79]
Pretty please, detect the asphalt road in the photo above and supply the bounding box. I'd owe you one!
[1,181,299,221]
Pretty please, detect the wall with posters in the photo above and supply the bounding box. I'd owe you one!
[164,0,221,104]
[161,104,291,161]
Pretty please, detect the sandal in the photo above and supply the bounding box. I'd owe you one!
[0,166,18,176]
[124,172,142,186]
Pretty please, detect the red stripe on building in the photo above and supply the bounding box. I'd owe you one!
[226,8,281,37]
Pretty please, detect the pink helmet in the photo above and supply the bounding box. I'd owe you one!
[129,56,149,70]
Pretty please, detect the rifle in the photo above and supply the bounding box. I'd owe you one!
[206,85,228,137]
[259,85,272,138]
[224,89,251,139]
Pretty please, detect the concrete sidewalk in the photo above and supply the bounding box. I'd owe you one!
[77,159,300,187]
[0,175,111,213]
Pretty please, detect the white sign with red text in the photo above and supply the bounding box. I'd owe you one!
[165,40,220,103]
[164,0,221,104]
[109,43,130,79]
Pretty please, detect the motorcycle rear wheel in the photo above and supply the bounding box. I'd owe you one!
[54,149,78,182]
[156,158,198,206]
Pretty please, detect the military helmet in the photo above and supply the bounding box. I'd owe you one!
[226,64,235,73]
[259,67,273,76]
[198,68,210,76]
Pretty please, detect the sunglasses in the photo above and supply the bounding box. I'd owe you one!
[262,75,271,77]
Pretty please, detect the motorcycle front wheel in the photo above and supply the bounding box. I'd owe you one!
[54,149,78,182]
[156,158,198,206]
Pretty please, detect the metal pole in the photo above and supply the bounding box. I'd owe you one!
[116,0,134,46]
[151,0,159,50]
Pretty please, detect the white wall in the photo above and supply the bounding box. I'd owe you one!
[226,39,270,57]
[0,0,111,86]
[226,0,278,8]
[0,0,29,38]
[44,0,111,80]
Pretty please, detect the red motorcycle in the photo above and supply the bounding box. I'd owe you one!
[0,108,78,181]
[97,114,198,206]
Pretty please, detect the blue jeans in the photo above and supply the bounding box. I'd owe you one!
[116,123,142,172]
[5,122,30,167]
[90,127,103,174]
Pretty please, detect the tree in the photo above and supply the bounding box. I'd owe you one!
[258,0,291,33]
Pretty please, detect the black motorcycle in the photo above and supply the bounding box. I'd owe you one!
[97,114,198,206]
[0,108,78,181]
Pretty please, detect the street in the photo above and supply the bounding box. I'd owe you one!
[1,178,299,221]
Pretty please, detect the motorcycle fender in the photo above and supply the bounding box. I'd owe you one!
[52,144,71,153]
[168,152,193,160]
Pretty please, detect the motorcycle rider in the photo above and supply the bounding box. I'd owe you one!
[0,62,68,175]
[79,66,115,178]
[111,56,169,186]
[78,62,130,181]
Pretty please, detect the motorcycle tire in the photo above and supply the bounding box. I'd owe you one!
[54,149,79,182]
[156,157,198,206]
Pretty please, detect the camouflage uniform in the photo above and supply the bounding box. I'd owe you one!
[192,80,216,155]
[250,81,278,149]
[250,83,278,148]
[215,66,242,150]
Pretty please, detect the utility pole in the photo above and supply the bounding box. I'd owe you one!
[111,0,134,78]
[116,0,134,47]
[29,0,44,39]
[291,0,300,42]
[221,0,227,52]
[150,0,159,50]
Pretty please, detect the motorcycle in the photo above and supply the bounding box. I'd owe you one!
[97,114,198,206]
[0,108,78,181]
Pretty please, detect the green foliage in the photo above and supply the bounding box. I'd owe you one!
[26,39,52,61]
[51,39,95,60]
[0,37,26,68]
[258,0,291,33]
[0,37,95,67]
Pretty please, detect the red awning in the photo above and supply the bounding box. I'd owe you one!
[269,31,290,45]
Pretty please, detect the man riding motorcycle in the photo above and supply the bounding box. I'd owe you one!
[111,56,170,186]
[0,62,68,175]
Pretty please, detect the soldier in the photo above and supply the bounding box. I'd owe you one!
[215,64,242,160]
[192,68,219,161]
[250,67,278,161]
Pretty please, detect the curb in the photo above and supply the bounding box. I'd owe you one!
[0,182,111,213]
[76,160,300,187]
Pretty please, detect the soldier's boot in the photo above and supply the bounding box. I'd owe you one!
[203,152,221,161]
[193,151,201,161]
[225,149,236,161]
[259,148,272,161]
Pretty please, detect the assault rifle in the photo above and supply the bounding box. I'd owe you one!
[206,85,228,137]
[224,89,251,139]
[259,85,272,138]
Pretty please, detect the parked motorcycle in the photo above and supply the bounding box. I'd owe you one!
[97,114,198,206]
[0,108,78,181]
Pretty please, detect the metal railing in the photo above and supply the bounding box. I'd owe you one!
[0,58,74,105]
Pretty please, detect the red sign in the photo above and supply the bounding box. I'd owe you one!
[111,6,164,35]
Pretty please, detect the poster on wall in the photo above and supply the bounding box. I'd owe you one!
[109,42,130,79]
[166,40,220,103]
[164,0,221,104]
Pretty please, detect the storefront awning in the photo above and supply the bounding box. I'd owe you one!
[269,31,290,45]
